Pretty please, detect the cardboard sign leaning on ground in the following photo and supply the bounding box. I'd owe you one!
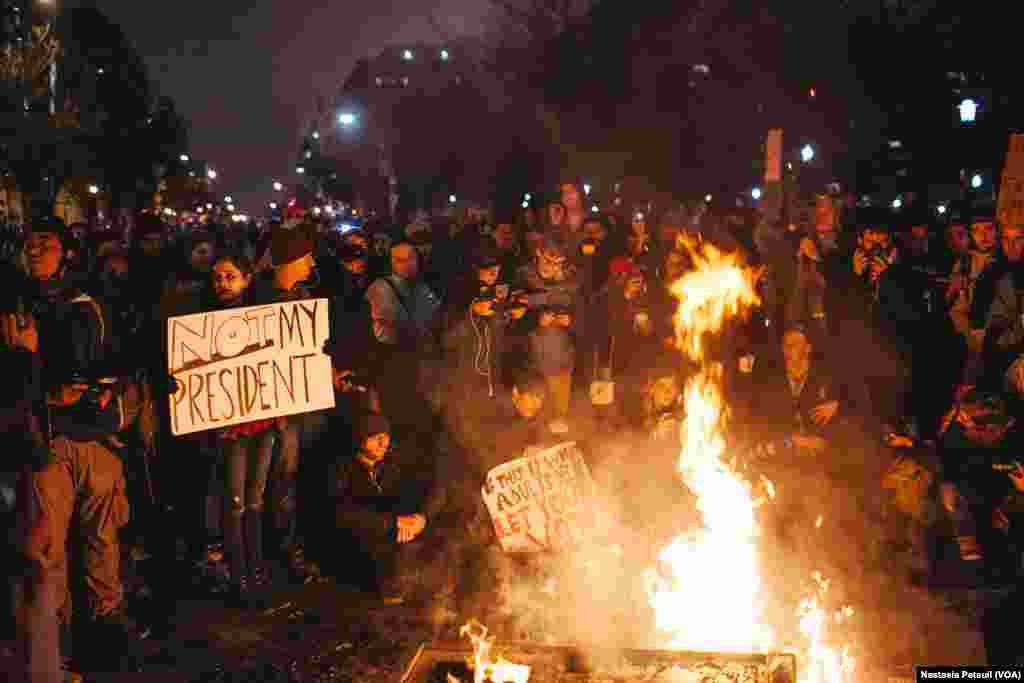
[166,299,335,435]
[482,441,599,553]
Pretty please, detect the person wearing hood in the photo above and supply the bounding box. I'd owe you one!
[159,229,218,319]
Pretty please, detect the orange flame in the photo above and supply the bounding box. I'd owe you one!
[647,238,855,683]
[456,620,531,683]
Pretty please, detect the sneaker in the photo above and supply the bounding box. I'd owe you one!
[94,606,151,642]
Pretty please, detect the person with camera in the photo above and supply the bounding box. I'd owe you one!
[4,216,145,682]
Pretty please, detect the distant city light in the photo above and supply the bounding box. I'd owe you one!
[163,208,174,216]
[959,98,978,124]
[524,193,532,201]
[296,166,306,175]
[312,131,320,140]
[305,150,312,159]
[892,197,903,209]
[583,183,592,195]
[801,144,815,163]
[206,203,213,209]
[440,49,450,61]
[751,187,762,200]
[273,181,283,192]
[313,207,322,216]
[402,49,414,61]
[449,194,457,204]
[226,204,235,212]
[269,202,278,210]
[705,194,713,203]
[338,112,357,126]
[809,87,816,98]
[937,204,948,215]
[971,173,983,189]
[522,201,530,209]
[207,169,217,180]
[224,196,233,203]
[88,184,99,195]
[591,205,599,213]
[179,154,190,163]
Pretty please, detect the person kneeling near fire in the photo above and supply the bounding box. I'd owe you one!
[328,412,445,604]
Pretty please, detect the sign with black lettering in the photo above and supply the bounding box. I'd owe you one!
[482,442,599,553]
[166,299,335,435]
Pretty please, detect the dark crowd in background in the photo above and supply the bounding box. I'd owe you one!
[3,180,1024,681]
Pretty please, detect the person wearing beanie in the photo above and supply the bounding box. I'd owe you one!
[327,411,445,603]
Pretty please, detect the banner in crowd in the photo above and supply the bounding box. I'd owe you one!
[166,299,335,435]
[482,441,599,553]
[997,133,1024,231]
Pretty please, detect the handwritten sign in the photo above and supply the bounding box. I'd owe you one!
[482,442,598,553]
[997,134,1024,231]
[166,299,335,435]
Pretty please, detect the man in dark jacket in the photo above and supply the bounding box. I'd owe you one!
[6,216,143,682]
[329,413,445,603]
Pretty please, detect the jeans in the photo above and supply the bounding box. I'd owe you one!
[271,419,300,552]
[222,431,275,580]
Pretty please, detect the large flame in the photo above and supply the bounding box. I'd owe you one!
[647,238,855,682]
[452,620,531,683]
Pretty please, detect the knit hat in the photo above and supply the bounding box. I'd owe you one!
[355,412,390,442]
[271,219,316,266]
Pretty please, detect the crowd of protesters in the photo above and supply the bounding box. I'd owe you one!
[4,179,1024,680]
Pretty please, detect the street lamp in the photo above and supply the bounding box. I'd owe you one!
[206,203,213,210]
[959,98,978,124]
[440,49,450,61]
[801,144,815,163]
[338,112,357,127]
[583,183,592,196]
[892,197,903,209]
[224,195,233,204]
[269,202,278,210]
[937,204,948,215]
[751,187,762,200]
[207,168,217,180]
[273,181,283,192]
[971,173,983,189]
[705,194,713,203]
[88,184,99,195]
[449,194,457,204]
[179,154,190,163]
[226,204,235,212]
[402,49,414,61]
[312,131,320,140]
[296,166,306,175]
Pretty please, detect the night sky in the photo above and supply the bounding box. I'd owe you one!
[102,0,490,214]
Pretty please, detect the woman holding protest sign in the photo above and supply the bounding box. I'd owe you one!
[206,250,277,608]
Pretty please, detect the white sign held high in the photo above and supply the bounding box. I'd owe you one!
[482,442,599,553]
[166,299,335,435]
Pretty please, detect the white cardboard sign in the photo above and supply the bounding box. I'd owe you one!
[166,299,335,435]
[482,441,598,553]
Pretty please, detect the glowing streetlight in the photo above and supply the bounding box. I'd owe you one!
[591,205,599,213]
[273,181,283,192]
[751,187,762,200]
[524,193,532,201]
[937,204,948,215]
[226,204,235,212]
[206,203,213,210]
[179,154,190,163]
[338,112,357,126]
[402,49,414,61]
[163,207,174,216]
[705,194,713,203]
[971,173,983,189]
[522,201,530,209]
[296,166,306,175]
[583,183,592,196]
[224,195,233,204]
[440,49,450,61]
[312,131,320,140]
[959,98,978,124]
[207,168,217,180]
[88,184,99,195]
[313,207,322,216]
[269,202,278,210]
[449,194,457,204]
[892,197,903,209]
[801,144,815,163]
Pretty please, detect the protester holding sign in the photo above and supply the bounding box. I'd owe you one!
[206,251,276,608]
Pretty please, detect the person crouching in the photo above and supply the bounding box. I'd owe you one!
[328,413,444,604]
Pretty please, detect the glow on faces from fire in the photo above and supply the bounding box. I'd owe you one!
[645,237,855,682]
